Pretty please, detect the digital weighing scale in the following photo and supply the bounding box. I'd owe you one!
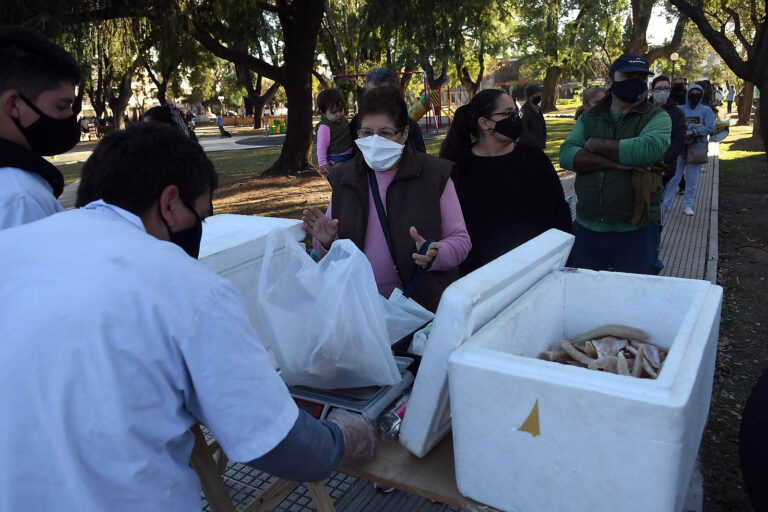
[289,356,415,421]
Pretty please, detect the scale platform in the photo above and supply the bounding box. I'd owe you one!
[289,356,415,421]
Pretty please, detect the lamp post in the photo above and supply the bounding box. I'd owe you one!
[670,52,679,78]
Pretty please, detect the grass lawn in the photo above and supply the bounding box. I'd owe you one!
[698,123,768,511]
[57,117,577,189]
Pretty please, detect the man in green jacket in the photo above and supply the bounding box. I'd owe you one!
[559,53,671,274]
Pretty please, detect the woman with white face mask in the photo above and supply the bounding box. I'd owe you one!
[302,86,471,312]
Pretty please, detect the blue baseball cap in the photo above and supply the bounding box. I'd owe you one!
[609,53,653,75]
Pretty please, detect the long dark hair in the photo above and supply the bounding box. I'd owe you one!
[440,89,505,163]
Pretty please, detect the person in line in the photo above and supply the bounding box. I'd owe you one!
[0,26,81,230]
[439,89,572,275]
[349,67,426,154]
[726,84,736,114]
[216,112,231,138]
[670,77,687,106]
[303,86,471,312]
[661,84,715,217]
[559,53,671,274]
[0,123,376,511]
[315,88,353,178]
[144,104,197,140]
[574,86,606,120]
[518,84,547,149]
[650,76,687,188]
[647,75,687,274]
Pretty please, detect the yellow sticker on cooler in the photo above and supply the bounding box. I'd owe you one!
[518,399,540,437]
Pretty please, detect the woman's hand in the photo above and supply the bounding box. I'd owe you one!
[409,226,442,268]
[302,207,339,249]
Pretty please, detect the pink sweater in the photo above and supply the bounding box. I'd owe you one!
[313,167,471,299]
[316,124,353,166]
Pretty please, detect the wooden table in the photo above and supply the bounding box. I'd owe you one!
[338,435,497,511]
[194,426,497,511]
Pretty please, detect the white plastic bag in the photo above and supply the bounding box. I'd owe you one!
[255,230,401,389]
[383,288,434,345]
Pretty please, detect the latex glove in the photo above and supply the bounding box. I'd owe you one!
[302,206,339,250]
[327,409,377,463]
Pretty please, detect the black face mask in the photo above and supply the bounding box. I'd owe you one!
[11,93,80,156]
[160,199,203,259]
[532,96,542,105]
[492,112,523,140]
[688,94,702,107]
[610,79,649,103]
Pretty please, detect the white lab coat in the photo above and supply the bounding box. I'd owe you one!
[0,166,63,230]
[0,201,298,511]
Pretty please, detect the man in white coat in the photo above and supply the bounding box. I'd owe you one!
[0,27,81,229]
[0,123,375,511]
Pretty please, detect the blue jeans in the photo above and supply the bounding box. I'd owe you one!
[648,221,664,275]
[571,220,654,274]
[662,154,704,212]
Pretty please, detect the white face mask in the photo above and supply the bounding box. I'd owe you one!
[355,134,405,172]
[653,90,670,105]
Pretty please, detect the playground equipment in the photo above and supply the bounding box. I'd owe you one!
[331,71,456,134]
[263,116,287,138]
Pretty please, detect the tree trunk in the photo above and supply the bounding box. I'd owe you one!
[253,82,280,129]
[262,0,324,176]
[156,82,168,105]
[737,82,754,126]
[541,67,563,112]
[263,77,314,175]
[108,73,133,131]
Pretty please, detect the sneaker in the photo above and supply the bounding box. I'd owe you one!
[684,207,694,216]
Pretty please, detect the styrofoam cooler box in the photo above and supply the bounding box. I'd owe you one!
[448,263,723,512]
[199,214,304,335]
[399,229,574,457]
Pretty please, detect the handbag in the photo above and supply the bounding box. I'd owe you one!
[686,144,708,164]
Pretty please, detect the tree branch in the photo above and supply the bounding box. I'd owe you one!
[724,6,753,53]
[255,1,281,13]
[669,0,751,79]
[184,16,284,82]
[646,14,688,63]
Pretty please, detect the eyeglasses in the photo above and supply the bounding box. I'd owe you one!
[357,127,404,140]
[487,110,518,119]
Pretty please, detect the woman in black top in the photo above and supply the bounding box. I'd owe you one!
[440,89,572,275]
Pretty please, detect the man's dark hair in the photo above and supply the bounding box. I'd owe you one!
[316,88,346,115]
[365,67,397,88]
[75,123,218,214]
[357,86,408,132]
[0,26,80,100]
[652,75,670,89]
[525,84,543,98]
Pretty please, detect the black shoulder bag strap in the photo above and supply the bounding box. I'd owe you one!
[367,168,435,299]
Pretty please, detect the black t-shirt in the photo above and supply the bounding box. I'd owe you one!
[454,143,573,274]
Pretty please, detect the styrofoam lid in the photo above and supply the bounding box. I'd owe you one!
[199,214,304,259]
[399,229,574,457]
